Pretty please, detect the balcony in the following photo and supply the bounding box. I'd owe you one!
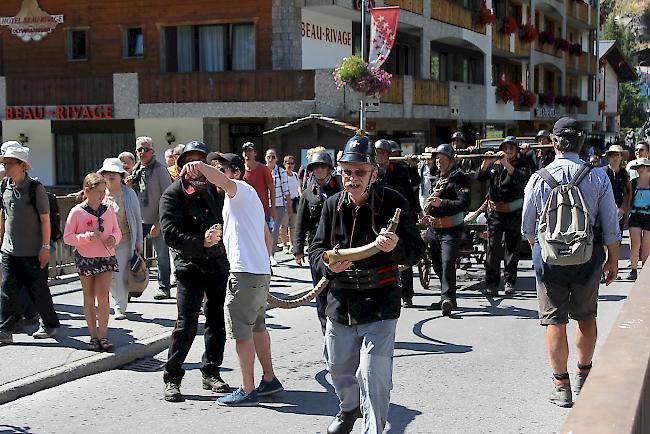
[568,1,590,24]
[381,76,404,104]
[385,0,423,15]
[492,31,510,52]
[535,41,563,59]
[6,76,114,105]
[139,70,315,104]
[412,79,449,106]
[515,38,531,56]
[430,0,485,34]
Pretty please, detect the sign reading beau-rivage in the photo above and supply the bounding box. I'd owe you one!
[301,9,352,69]
[1,0,64,42]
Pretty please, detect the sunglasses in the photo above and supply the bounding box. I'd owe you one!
[136,147,153,153]
[285,161,294,165]
[341,168,370,177]
[266,155,276,160]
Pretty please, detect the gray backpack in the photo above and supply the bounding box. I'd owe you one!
[536,163,593,266]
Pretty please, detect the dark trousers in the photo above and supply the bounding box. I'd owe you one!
[400,267,414,300]
[163,268,228,384]
[430,228,461,302]
[485,211,522,288]
[0,253,59,331]
[310,264,328,335]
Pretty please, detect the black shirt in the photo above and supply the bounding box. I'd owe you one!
[605,166,629,208]
[476,154,531,203]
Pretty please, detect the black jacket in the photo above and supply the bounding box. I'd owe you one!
[378,162,422,214]
[309,186,425,326]
[426,167,470,218]
[476,154,531,203]
[293,175,342,256]
[159,178,229,275]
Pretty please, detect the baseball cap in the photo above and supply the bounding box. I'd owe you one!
[206,151,221,165]
[241,142,255,151]
[553,117,580,136]
[217,153,245,174]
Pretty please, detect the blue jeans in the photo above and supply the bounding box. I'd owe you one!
[143,224,171,291]
[325,318,397,434]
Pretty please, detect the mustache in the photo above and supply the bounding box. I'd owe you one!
[345,181,362,188]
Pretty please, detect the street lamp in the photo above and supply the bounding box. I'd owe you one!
[17,133,28,145]
[165,132,175,145]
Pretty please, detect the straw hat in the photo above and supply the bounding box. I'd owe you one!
[630,157,650,169]
[0,146,31,170]
[605,144,624,154]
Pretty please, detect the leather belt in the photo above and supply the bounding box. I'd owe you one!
[331,265,400,290]
[429,212,464,229]
[488,198,523,213]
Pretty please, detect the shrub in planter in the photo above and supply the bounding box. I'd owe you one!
[501,16,518,35]
[539,91,555,106]
[519,22,538,43]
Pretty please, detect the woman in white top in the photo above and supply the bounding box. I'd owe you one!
[279,155,300,254]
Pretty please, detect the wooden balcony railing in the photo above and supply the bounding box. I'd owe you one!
[6,76,114,106]
[536,42,563,58]
[382,76,403,104]
[139,70,315,103]
[385,0,423,15]
[492,31,510,52]
[412,79,449,106]
[430,0,485,33]
[568,1,590,23]
[515,38,530,56]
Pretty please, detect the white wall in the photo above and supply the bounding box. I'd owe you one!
[2,120,54,185]
[134,118,204,157]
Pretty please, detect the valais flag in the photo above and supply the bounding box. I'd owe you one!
[368,7,400,69]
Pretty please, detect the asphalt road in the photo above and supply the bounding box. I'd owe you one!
[0,251,633,434]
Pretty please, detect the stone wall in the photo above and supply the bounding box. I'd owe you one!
[272,0,303,69]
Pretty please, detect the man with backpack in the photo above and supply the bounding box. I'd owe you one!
[0,146,61,345]
[521,117,620,408]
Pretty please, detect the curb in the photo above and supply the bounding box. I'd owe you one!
[0,330,172,406]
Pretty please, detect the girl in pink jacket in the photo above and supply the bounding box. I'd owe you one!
[64,173,121,351]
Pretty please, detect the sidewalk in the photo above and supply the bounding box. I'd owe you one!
[0,254,313,405]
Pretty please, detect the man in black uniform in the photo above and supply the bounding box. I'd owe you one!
[159,141,230,402]
[293,150,341,333]
[476,136,531,296]
[375,139,423,307]
[523,129,555,170]
[389,140,421,195]
[310,135,424,434]
[423,144,470,316]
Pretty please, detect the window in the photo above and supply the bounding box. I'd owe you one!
[431,52,440,80]
[161,24,255,72]
[68,30,87,61]
[124,27,144,58]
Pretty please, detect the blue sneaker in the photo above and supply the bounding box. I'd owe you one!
[216,387,259,407]
[256,376,284,396]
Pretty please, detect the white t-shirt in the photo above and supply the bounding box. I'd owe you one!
[626,161,639,181]
[222,179,271,275]
[287,172,300,199]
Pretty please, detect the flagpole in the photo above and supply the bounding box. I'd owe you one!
[360,0,367,131]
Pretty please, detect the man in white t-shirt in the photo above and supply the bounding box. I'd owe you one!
[626,141,650,181]
[181,153,283,407]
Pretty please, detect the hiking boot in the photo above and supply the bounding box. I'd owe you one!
[626,270,637,281]
[216,387,259,407]
[153,289,171,300]
[163,382,183,402]
[32,325,57,339]
[504,283,515,295]
[402,298,413,308]
[441,299,453,316]
[0,330,13,345]
[549,382,573,408]
[256,376,284,396]
[202,373,230,393]
[327,407,362,434]
[574,370,590,395]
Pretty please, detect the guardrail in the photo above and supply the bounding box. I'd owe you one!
[562,260,650,433]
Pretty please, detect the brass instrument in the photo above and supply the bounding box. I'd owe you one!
[267,208,402,309]
[424,176,449,214]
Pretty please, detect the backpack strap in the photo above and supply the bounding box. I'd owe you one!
[568,163,593,188]
[0,177,8,211]
[28,178,45,216]
[536,168,560,189]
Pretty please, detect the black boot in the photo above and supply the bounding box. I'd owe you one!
[327,407,362,434]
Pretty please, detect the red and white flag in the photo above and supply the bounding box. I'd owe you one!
[368,7,400,69]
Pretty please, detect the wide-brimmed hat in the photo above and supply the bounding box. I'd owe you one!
[0,146,31,170]
[500,136,519,151]
[605,145,625,155]
[631,157,650,169]
[97,157,127,175]
[1,140,22,154]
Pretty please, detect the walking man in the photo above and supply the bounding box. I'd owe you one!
[522,117,620,408]
[266,148,292,262]
[309,135,424,434]
[0,146,60,344]
[181,153,283,407]
[159,141,230,402]
[127,136,172,299]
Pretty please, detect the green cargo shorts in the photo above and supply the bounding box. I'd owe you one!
[224,272,271,340]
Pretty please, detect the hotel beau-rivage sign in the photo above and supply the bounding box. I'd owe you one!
[1,0,63,42]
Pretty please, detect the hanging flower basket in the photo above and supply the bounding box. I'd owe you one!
[520,90,537,107]
[538,31,556,46]
[496,80,521,103]
[539,91,555,106]
[501,16,518,35]
[569,43,584,56]
[555,94,569,106]
[555,38,570,52]
[332,55,392,98]
[478,0,495,25]
[519,22,538,43]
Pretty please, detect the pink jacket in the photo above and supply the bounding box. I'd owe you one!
[63,204,122,258]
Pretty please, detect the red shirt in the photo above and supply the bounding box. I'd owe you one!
[244,163,274,215]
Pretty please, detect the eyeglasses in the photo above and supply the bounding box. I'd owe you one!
[266,155,276,160]
[341,168,370,178]
[285,161,294,165]
[136,147,153,153]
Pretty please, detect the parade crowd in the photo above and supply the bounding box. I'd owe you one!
[0,115,648,433]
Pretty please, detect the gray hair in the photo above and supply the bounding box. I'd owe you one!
[173,144,185,155]
[136,136,153,148]
[118,151,136,163]
[551,132,584,154]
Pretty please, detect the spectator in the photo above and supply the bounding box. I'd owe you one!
[266,149,292,261]
[522,117,620,408]
[126,137,173,300]
[64,173,121,351]
[119,151,136,176]
[241,142,276,226]
[627,157,650,281]
[298,146,326,193]
[626,141,649,181]
[0,146,60,345]
[165,144,185,181]
[98,158,143,320]
[181,153,283,407]
[279,155,299,254]
[603,145,631,235]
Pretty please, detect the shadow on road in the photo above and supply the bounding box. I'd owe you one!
[0,426,35,434]
[393,317,473,358]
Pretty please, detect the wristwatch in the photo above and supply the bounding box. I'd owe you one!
[41,244,50,250]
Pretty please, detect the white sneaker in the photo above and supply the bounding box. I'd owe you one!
[269,256,278,266]
[114,308,126,320]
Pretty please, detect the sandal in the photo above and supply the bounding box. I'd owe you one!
[98,338,114,351]
[88,337,101,351]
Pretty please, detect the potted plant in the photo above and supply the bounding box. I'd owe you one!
[539,91,555,106]
[555,38,570,52]
[501,16,518,35]
[496,79,521,103]
[538,31,556,46]
[554,94,569,106]
[333,55,392,98]
[569,43,584,56]
[519,22,538,43]
[520,90,537,107]
[478,0,495,25]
